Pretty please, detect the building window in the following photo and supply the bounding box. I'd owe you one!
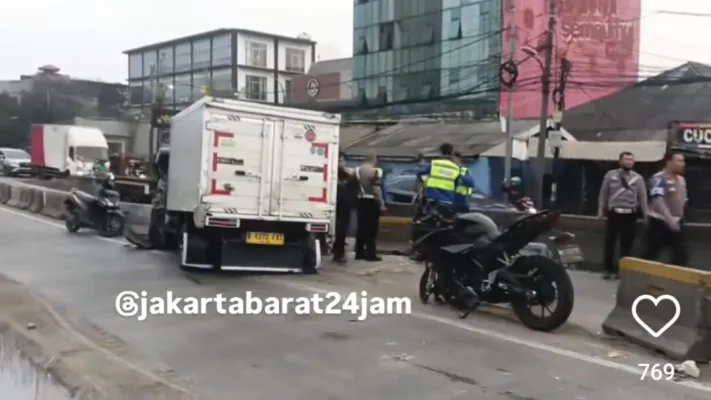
[142,81,154,104]
[448,8,463,39]
[356,36,369,54]
[212,34,232,67]
[421,25,435,45]
[245,75,267,101]
[143,51,157,78]
[210,68,233,95]
[283,78,292,102]
[174,74,191,103]
[158,47,174,74]
[175,43,191,73]
[449,67,461,84]
[128,81,142,105]
[285,48,305,72]
[158,76,174,104]
[129,54,142,80]
[379,22,394,51]
[192,71,209,99]
[246,42,268,68]
[193,39,210,70]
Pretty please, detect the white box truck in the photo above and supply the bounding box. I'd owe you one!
[125,97,340,273]
[30,124,109,178]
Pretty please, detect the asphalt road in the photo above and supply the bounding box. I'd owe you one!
[1,205,710,399]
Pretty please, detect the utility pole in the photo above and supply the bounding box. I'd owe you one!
[503,0,517,185]
[533,0,557,208]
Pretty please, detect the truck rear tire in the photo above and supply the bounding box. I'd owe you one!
[301,233,319,274]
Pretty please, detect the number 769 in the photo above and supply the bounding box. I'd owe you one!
[639,363,675,381]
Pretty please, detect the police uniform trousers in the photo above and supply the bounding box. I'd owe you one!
[355,196,380,259]
[642,217,688,266]
[331,200,352,259]
[602,208,638,273]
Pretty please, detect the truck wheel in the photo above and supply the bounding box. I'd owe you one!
[301,233,319,274]
[318,233,330,256]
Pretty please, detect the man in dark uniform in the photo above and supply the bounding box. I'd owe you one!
[597,151,648,280]
[354,154,386,262]
[332,152,358,264]
[643,151,688,266]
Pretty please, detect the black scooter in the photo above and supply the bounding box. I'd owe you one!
[65,176,125,237]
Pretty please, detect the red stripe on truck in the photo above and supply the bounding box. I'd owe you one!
[211,180,231,196]
[308,143,329,203]
[213,131,234,147]
[210,131,234,195]
[30,125,45,165]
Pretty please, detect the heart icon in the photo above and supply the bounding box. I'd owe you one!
[630,294,681,338]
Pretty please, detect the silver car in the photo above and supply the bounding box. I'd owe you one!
[0,147,32,176]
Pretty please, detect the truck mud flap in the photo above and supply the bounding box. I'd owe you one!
[123,224,155,249]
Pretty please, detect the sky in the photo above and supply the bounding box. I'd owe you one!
[0,0,710,83]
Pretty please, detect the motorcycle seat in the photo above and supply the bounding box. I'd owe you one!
[74,190,96,202]
[101,189,120,198]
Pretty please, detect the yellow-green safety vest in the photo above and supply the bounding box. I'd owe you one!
[425,159,460,192]
[375,168,383,178]
[455,167,473,195]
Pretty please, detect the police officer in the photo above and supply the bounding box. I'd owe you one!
[643,151,688,266]
[332,152,358,264]
[354,154,385,262]
[416,143,471,210]
[597,151,649,280]
[453,151,474,213]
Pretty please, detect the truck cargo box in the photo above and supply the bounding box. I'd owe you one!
[166,97,340,225]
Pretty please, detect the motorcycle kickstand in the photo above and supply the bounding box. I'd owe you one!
[457,287,480,319]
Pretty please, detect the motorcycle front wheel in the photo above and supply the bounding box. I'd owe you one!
[65,210,81,233]
[419,263,435,303]
[509,255,575,332]
[100,213,125,238]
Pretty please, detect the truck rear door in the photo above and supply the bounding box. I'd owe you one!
[270,121,336,221]
[202,111,274,217]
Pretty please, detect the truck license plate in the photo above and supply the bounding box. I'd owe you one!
[246,232,285,246]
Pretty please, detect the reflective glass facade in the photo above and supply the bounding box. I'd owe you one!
[126,32,235,108]
[352,0,501,108]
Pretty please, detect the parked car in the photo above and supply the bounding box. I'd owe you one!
[0,147,32,177]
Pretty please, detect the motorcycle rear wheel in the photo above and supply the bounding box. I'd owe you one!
[509,255,574,332]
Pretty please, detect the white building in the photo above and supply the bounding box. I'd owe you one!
[123,28,316,108]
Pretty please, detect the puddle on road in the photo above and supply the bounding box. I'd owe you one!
[0,332,72,399]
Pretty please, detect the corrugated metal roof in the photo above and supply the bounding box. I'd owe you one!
[563,61,711,142]
[344,119,536,158]
[339,124,378,149]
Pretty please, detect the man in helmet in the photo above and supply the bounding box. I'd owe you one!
[416,143,473,211]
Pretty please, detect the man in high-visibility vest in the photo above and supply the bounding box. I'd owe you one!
[452,152,474,213]
[416,143,473,210]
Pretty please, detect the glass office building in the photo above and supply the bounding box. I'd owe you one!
[352,0,501,110]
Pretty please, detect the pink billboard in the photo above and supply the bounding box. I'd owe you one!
[499,0,641,119]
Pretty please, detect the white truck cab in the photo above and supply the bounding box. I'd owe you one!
[30,124,109,178]
[157,97,340,272]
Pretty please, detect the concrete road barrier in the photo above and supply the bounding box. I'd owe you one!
[602,257,711,362]
[5,185,25,208]
[0,181,11,203]
[41,190,68,220]
[27,188,44,213]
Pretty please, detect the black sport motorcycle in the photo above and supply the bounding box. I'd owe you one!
[64,177,125,237]
[413,205,574,332]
